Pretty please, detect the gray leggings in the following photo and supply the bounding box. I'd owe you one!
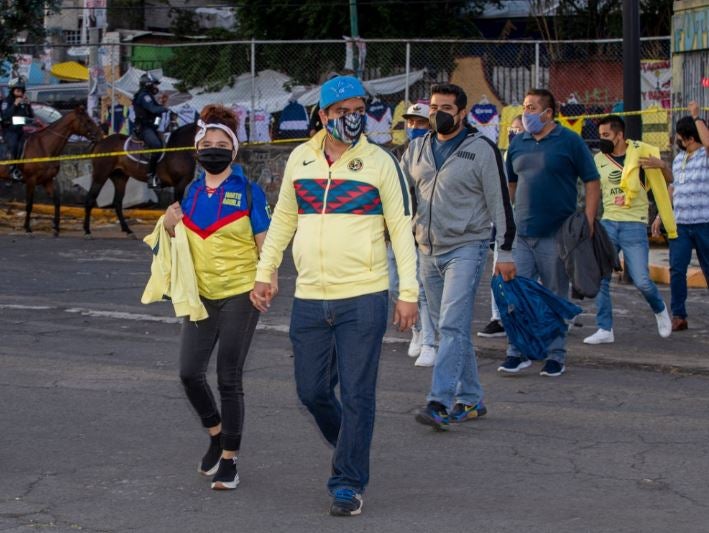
[179,292,259,451]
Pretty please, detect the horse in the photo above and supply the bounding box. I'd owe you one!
[83,122,198,238]
[0,106,103,236]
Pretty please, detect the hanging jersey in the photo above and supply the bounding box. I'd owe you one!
[277,101,309,139]
[642,106,669,151]
[390,100,408,145]
[558,103,585,135]
[365,100,392,145]
[249,109,272,143]
[175,104,199,127]
[498,104,524,151]
[468,103,499,143]
[231,104,248,143]
[180,165,271,300]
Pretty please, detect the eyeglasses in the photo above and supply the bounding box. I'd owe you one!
[507,127,523,134]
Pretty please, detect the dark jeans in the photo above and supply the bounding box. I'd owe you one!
[669,222,709,319]
[140,126,163,171]
[4,128,23,158]
[179,292,260,451]
[289,291,388,495]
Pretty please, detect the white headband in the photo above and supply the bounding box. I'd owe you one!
[194,119,239,157]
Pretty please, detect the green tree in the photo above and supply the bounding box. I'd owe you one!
[0,0,61,73]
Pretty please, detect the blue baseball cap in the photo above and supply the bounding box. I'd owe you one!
[319,76,367,110]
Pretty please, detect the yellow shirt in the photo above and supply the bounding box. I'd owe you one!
[595,152,649,222]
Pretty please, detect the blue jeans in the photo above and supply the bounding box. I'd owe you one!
[420,240,488,409]
[506,234,569,363]
[595,220,666,330]
[387,244,437,347]
[289,291,388,494]
[669,222,709,319]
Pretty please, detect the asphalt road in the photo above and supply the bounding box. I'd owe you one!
[1,233,708,533]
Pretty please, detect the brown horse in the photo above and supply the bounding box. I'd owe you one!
[83,122,198,237]
[0,106,103,235]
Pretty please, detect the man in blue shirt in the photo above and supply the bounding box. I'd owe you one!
[498,88,600,377]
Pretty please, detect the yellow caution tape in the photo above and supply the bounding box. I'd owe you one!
[562,106,709,121]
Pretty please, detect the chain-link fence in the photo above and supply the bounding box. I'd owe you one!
[4,37,672,151]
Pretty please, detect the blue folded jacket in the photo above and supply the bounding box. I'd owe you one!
[491,275,583,360]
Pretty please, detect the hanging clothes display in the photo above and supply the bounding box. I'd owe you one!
[365,98,392,145]
[498,104,524,151]
[277,100,309,139]
[249,108,272,143]
[558,100,585,135]
[468,99,499,142]
[230,104,249,143]
[390,100,408,146]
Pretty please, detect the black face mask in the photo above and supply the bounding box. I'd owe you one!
[430,111,458,135]
[197,148,233,175]
[599,138,615,154]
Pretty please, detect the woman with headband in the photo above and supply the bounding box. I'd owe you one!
[162,104,275,490]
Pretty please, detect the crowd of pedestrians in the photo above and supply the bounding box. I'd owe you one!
[142,75,708,517]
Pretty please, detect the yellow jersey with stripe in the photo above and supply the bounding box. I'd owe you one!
[180,165,271,300]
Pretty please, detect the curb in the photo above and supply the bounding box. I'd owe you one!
[3,202,163,222]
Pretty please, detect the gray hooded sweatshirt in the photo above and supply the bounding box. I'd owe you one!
[400,126,516,262]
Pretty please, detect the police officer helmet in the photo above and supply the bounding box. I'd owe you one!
[139,72,160,89]
[8,77,26,92]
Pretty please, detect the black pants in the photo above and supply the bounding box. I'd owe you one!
[140,126,163,173]
[179,292,260,451]
[4,128,23,158]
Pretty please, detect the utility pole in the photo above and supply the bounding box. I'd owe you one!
[623,0,641,140]
[349,0,360,77]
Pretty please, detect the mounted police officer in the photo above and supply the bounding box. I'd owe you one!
[1,77,34,182]
[133,72,168,189]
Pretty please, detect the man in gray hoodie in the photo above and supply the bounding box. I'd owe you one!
[400,83,516,431]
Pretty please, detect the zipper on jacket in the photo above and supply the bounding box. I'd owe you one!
[319,167,333,297]
[425,130,477,256]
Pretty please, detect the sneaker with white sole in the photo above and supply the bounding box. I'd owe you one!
[414,345,437,367]
[497,356,532,374]
[540,359,565,377]
[408,329,423,357]
[330,488,363,516]
[211,457,239,490]
[655,306,672,338]
[583,328,614,345]
[477,319,506,338]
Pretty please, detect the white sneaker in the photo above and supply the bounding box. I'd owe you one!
[408,329,423,357]
[583,329,614,344]
[655,306,672,338]
[414,345,437,367]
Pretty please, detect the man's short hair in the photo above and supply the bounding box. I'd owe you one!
[431,83,467,111]
[526,88,557,117]
[598,115,625,135]
[676,116,701,143]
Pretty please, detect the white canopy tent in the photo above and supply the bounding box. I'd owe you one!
[176,69,427,113]
[110,66,181,98]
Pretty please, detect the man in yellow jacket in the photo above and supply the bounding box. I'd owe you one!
[584,115,674,345]
[250,75,418,517]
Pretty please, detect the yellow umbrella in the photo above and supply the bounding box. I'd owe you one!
[50,61,89,82]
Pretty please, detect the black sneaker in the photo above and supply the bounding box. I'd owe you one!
[211,457,239,490]
[497,356,532,375]
[10,167,23,182]
[147,173,161,189]
[540,360,565,377]
[330,488,363,516]
[449,402,487,423]
[198,433,221,476]
[414,401,449,431]
[477,319,506,338]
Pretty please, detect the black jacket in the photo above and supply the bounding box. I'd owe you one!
[557,211,620,299]
[132,89,167,129]
[1,97,34,130]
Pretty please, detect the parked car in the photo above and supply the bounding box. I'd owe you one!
[23,83,88,114]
